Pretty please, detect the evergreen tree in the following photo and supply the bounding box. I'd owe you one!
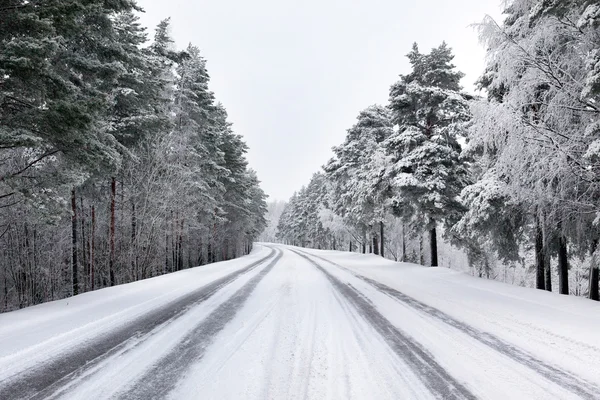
[385,43,471,266]
[0,12,269,311]
[324,105,393,252]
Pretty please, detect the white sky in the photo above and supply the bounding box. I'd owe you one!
[136,0,504,201]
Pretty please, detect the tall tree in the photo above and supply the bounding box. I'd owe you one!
[468,0,600,293]
[385,43,471,266]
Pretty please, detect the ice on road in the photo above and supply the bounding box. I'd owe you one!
[0,244,599,399]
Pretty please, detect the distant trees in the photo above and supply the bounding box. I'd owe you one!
[276,0,600,301]
[0,4,267,311]
[278,45,470,267]
[259,200,287,243]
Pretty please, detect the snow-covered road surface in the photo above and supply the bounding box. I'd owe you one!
[1,244,599,399]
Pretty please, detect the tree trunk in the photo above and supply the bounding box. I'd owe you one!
[207,241,213,264]
[80,198,87,292]
[379,221,384,258]
[71,190,78,296]
[164,231,169,274]
[420,234,424,265]
[178,218,184,270]
[171,211,176,272]
[362,241,366,254]
[430,224,438,267]
[543,218,552,292]
[120,180,125,279]
[332,236,336,251]
[373,234,379,255]
[535,214,546,290]
[589,239,599,301]
[349,241,353,252]
[558,234,569,295]
[544,249,552,292]
[109,177,116,286]
[401,223,406,262]
[91,205,95,291]
[131,200,136,280]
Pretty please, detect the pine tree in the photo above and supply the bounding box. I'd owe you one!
[385,43,471,266]
[324,105,393,253]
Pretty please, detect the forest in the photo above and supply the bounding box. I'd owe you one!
[0,1,268,311]
[275,0,600,301]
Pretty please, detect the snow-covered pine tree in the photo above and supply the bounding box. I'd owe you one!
[385,43,471,266]
[0,12,269,311]
[324,105,393,254]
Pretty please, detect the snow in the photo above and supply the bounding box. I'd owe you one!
[1,243,599,399]
[0,246,272,386]
[297,247,600,398]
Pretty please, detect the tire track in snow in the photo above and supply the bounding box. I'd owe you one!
[288,248,477,400]
[298,248,600,400]
[0,248,277,400]
[117,248,283,400]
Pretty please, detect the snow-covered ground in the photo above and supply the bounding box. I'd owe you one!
[0,244,599,399]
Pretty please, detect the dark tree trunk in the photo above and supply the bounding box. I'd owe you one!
[543,218,551,292]
[71,190,78,296]
[589,239,599,301]
[373,235,379,255]
[368,242,372,254]
[535,214,546,290]
[79,198,87,292]
[120,180,125,278]
[131,201,136,280]
[171,211,176,272]
[349,241,353,252]
[332,236,336,251]
[380,221,384,258]
[430,225,438,267]
[91,205,95,290]
[362,242,366,254]
[420,234,424,265]
[401,224,406,262]
[109,177,116,286]
[558,234,569,295]
[545,248,552,292]
[164,231,169,273]
[178,219,184,269]
[80,198,87,292]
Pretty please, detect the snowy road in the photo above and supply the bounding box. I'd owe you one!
[1,244,599,399]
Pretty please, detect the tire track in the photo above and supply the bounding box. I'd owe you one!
[0,248,276,400]
[297,248,600,400]
[117,248,283,400]
[288,248,476,400]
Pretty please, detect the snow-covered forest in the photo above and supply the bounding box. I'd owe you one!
[275,1,600,301]
[0,2,267,311]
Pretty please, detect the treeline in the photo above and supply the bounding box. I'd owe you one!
[276,0,600,300]
[0,1,267,311]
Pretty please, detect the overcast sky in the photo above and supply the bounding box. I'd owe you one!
[136,0,504,201]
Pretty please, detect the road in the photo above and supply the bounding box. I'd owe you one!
[0,244,599,399]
